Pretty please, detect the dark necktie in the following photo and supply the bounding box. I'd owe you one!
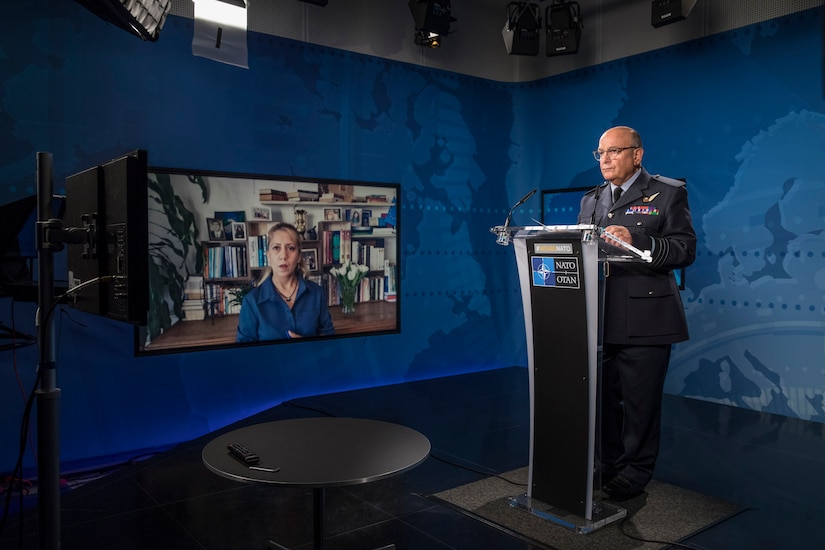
[612,186,623,204]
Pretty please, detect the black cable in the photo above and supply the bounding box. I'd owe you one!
[427,451,527,488]
[0,278,110,543]
[0,361,41,543]
[617,514,712,550]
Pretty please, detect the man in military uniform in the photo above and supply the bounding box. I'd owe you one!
[577,125,696,501]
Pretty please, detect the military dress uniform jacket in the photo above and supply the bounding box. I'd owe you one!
[577,168,697,346]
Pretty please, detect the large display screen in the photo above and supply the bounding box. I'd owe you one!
[137,169,400,355]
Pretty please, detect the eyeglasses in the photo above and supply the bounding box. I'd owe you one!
[592,146,638,161]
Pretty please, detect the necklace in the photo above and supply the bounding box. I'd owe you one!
[275,281,297,302]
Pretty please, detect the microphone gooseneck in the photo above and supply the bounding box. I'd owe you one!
[589,182,606,226]
[496,188,537,245]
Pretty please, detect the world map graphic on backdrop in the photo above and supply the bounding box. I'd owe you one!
[668,110,825,423]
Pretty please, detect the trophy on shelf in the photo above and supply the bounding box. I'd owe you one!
[293,208,307,238]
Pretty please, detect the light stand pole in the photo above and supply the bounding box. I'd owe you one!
[36,152,61,549]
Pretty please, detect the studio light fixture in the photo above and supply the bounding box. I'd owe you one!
[651,0,697,28]
[415,31,442,48]
[502,2,541,56]
[192,0,249,68]
[545,0,582,57]
[408,0,456,49]
[74,0,172,41]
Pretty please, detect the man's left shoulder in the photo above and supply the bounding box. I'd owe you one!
[648,174,686,188]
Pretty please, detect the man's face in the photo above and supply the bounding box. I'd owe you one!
[598,128,643,185]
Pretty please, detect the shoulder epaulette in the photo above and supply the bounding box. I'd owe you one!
[651,174,686,187]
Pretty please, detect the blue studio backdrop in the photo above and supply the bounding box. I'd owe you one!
[0,2,823,472]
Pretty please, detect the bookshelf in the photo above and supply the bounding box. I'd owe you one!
[258,189,397,308]
[202,240,249,318]
[197,186,397,313]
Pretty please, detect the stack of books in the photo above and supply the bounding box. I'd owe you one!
[259,189,288,201]
[182,276,206,321]
[383,261,397,303]
[319,192,344,203]
[287,189,319,202]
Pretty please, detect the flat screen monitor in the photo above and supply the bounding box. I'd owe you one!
[65,150,149,324]
[137,168,400,355]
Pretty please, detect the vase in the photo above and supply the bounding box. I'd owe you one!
[339,284,356,315]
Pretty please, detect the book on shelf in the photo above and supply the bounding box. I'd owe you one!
[181,303,206,321]
[181,275,206,320]
[248,236,259,268]
[287,189,319,202]
[248,235,269,269]
[259,189,288,201]
[183,289,204,301]
[318,192,344,202]
[351,238,385,269]
[204,244,248,279]
[340,228,351,263]
[366,194,388,203]
[384,260,397,302]
[331,231,341,264]
[203,283,245,316]
[321,223,352,265]
[183,276,204,300]
[369,246,385,270]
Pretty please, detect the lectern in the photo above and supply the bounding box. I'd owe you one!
[491,222,650,533]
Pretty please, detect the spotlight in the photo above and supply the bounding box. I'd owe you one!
[502,2,541,56]
[74,0,172,41]
[409,0,456,48]
[651,0,697,28]
[415,31,442,48]
[545,0,582,57]
[192,0,249,68]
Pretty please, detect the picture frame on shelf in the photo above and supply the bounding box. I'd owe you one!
[214,210,245,239]
[302,248,319,273]
[250,206,272,221]
[231,222,247,241]
[207,218,227,241]
[324,208,341,221]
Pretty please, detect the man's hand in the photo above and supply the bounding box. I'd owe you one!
[602,225,632,244]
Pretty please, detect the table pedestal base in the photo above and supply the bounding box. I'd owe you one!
[269,488,326,550]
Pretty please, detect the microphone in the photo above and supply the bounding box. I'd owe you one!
[496,188,537,246]
[589,182,607,226]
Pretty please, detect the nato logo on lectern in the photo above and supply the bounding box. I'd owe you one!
[531,257,580,289]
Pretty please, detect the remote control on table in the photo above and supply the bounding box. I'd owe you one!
[227,443,260,465]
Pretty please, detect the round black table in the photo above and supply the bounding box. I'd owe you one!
[202,417,431,550]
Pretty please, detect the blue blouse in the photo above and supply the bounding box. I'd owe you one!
[236,277,335,342]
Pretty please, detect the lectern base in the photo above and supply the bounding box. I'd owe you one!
[508,493,627,534]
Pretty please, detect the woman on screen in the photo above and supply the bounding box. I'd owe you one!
[236,222,334,342]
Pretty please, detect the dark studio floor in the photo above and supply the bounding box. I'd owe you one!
[2,366,824,549]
